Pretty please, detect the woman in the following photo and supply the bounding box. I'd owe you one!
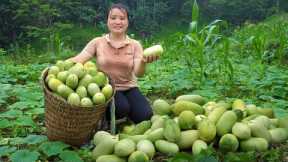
[69,3,159,123]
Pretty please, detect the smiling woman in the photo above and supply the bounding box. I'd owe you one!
[68,3,160,124]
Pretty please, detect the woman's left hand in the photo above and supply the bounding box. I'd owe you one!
[142,54,159,63]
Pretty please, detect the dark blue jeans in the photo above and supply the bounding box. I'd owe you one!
[106,87,153,123]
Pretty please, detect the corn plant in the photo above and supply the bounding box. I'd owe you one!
[180,0,224,85]
[215,38,234,85]
[269,22,288,65]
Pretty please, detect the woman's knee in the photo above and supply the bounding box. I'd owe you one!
[115,101,130,118]
[130,104,153,123]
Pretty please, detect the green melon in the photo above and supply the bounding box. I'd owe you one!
[48,78,63,92]
[101,84,113,100]
[78,74,93,88]
[81,97,93,107]
[66,74,79,89]
[67,93,81,106]
[152,99,171,115]
[57,71,69,83]
[114,139,136,157]
[128,151,149,162]
[48,66,60,75]
[57,84,74,99]
[93,92,106,105]
[76,86,88,98]
[93,72,107,87]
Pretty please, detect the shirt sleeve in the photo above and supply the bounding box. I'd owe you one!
[75,38,98,62]
[133,40,144,65]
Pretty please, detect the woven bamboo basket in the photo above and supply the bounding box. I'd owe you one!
[41,68,115,146]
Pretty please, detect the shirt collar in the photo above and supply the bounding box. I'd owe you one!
[105,34,130,48]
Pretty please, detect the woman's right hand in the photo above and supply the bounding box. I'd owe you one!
[142,54,159,64]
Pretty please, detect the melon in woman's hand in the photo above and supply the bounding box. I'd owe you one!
[143,45,163,57]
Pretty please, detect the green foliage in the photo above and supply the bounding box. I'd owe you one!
[0,0,190,50]
[10,150,40,162]
[39,141,70,157]
[59,150,84,162]
[0,146,17,157]
[168,147,219,162]
[200,0,278,24]
[130,0,170,35]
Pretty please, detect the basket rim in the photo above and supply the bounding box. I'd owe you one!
[41,67,115,109]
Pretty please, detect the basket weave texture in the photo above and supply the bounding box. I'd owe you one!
[41,69,114,146]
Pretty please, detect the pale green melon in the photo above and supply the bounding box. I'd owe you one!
[192,140,208,155]
[86,67,98,76]
[78,74,93,88]
[128,151,149,162]
[101,84,113,100]
[48,78,63,92]
[88,83,100,96]
[152,99,171,115]
[93,72,107,87]
[48,66,60,75]
[45,74,56,83]
[66,74,78,89]
[84,61,97,69]
[81,97,93,107]
[63,60,75,70]
[93,92,106,105]
[55,60,65,71]
[178,110,196,130]
[114,139,136,157]
[76,86,87,98]
[136,140,155,159]
[57,84,74,99]
[57,71,69,83]
[68,63,85,79]
[93,131,112,146]
[67,93,81,106]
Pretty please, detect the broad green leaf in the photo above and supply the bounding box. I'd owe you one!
[0,138,9,145]
[15,116,36,127]
[9,137,26,145]
[59,150,84,162]
[39,141,70,157]
[10,150,40,162]
[0,110,22,118]
[0,119,13,128]
[0,146,17,156]
[223,151,256,162]
[23,135,48,145]
[0,84,11,104]
[8,101,40,110]
[25,108,45,115]
[274,108,288,118]
[14,84,43,101]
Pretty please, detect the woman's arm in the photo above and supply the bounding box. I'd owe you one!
[134,42,159,77]
[134,59,146,77]
[68,38,98,63]
[69,51,94,64]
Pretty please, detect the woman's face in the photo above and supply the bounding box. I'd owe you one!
[107,8,128,35]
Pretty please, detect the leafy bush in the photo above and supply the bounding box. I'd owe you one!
[199,0,278,24]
